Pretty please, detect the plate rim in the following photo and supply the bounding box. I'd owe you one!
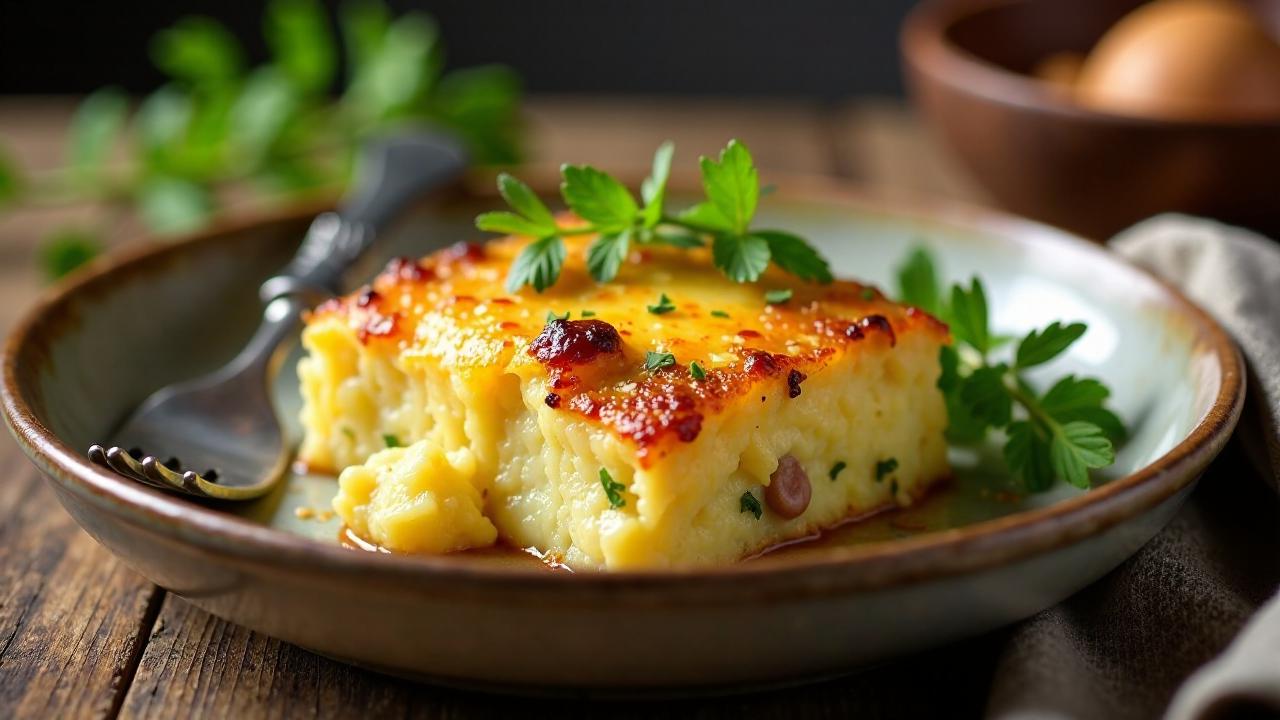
[0,175,1246,599]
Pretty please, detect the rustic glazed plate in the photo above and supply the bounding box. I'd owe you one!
[1,178,1244,693]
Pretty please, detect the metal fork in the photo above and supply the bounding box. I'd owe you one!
[88,131,467,500]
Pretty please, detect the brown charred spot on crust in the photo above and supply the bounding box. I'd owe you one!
[358,312,399,343]
[741,349,785,376]
[442,240,486,264]
[491,297,515,305]
[787,369,807,398]
[567,381,704,450]
[544,392,561,409]
[383,256,431,282]
[737,329,762,339]
[858,314,897,347]
[499,321,520,330]
[449,295,476,305]
[672,414,703,442]
[356,287,380,307]
[529,319,624,369]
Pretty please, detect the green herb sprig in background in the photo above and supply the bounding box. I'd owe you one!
[477,139,833,292]
[2,0,522,280]
[896,248,1125,492]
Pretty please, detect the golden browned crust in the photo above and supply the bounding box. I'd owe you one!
[307,228,949,467]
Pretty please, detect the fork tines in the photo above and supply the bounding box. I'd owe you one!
[88,445,205,493]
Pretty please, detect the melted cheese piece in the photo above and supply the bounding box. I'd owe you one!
[299,227,951,569]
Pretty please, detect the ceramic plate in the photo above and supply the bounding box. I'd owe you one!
[1,178,1243,692]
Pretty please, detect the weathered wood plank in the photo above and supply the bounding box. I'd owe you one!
[0,458,163,719]
[0,98,165,720]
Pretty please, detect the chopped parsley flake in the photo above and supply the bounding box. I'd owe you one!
[599,468,626,509]
[710,310,731,319]
[875,457,899,482]
[644,351,676,372]
[829,461,847,481]
[580,309,596,317]
[690,361,707,380]
[764,288,793,305]
[546,310,570,323]
[860,287,876,301]
[740,491,763,519]
[647,293,676,314]
[382,434,402,448]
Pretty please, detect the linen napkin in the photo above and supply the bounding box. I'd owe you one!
[985,215,1280,720]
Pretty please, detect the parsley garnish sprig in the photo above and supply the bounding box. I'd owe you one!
[896,248,1125,492]
[477,139,833,292]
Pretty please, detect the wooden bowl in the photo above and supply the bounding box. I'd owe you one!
[902,0,1280,240]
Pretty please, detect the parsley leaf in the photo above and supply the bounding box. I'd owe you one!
[1040,375,1111,416]
[506,235,565,293]
[676,200,733,233]
[893,248,1124,494]
[477,139,831,292]
[961,364,1013,427]
[710,310,730,319]
[580,309,596,317]
[896,246,943,315]
[560,164,638,231]
[640,141,674,229]
[712,234,771,283]
[647,292,676,315]
[739,491,763,519]
[651,230,704,249]
[545,310,569,323]
[382,434,401,448]
[1039,375,1126,442]
[40,228,101,281]
[764,288,792,305]
[474,211,550,237]
[585,229,630,283]
[875,458,898,482]
[599,468,626,509]
[755,230,832,283]
[474,211,549,237]
[69,88,129,188]
[496,172,557,231]
[700,140,759,235]
[689,360,707,380]
[0,145,19,206]
[1004,421,1055,492]
[644,351,676,372]
[1050,422,1115,489]
[950,278,991,354]
[829,460,847,481]
[1016,321,1087,369]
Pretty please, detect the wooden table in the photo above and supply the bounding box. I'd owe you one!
[0,97,1007,718]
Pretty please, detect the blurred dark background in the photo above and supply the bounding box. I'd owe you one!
[0,0,917,97]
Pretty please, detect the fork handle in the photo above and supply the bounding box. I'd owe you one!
[264,130,469,300]
[235,130,468,372]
